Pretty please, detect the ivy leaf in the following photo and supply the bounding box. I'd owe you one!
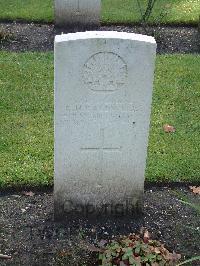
[135,246,140,254]
[146,253,156,262]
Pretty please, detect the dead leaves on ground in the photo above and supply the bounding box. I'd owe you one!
[22,191,35,197]
[163,124,176,133]
[143,229,150,244]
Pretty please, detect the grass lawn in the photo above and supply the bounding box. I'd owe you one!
[103,0,200,25]
[0,52,200,188]
[0,0,53,23]
[0,0,199,25]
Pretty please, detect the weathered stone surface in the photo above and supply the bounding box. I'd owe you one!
[55,0,101,26]
[54,31,156,219]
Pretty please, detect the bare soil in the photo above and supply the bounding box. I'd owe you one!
[0,22,199,54]
[0,186,199,265]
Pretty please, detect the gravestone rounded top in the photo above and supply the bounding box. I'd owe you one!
[55,31,156,44]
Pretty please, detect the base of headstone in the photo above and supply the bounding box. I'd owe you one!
[54,191,144,221]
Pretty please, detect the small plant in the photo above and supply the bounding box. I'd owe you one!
[0,28,13,43]
[98,231,181,266]
[136,0,158,24]
[135,0,171,39]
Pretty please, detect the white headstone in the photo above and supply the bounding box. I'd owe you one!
[54,31,156,219]
[55,0,101,26]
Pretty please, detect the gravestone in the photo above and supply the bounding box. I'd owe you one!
[55,0,101,26]
[54,31,157,219]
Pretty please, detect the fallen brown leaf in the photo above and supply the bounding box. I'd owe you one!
[139,227,145,235]
[163,124,176,133]
[23,191,35,197]
[154,247,161,254]
[172,251,181,262]
[134,256,141,262]
[143,229,150,243]
[59,250,72,257]
[162,249,181,263]
[189,186,200,195]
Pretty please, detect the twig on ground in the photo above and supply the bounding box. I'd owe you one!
[0,254,12,259]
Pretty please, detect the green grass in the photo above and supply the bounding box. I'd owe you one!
[102,0,200,25]
[0,0,199,25]
[0,52,200,188]
[0,0,53,23]
[0,52,54,187]
[147,54,200,181]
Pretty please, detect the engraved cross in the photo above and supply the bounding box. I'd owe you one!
[81,128,121,172]
[75,0,81,15]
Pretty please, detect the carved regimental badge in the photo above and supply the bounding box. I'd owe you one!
[83,52,128,91]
